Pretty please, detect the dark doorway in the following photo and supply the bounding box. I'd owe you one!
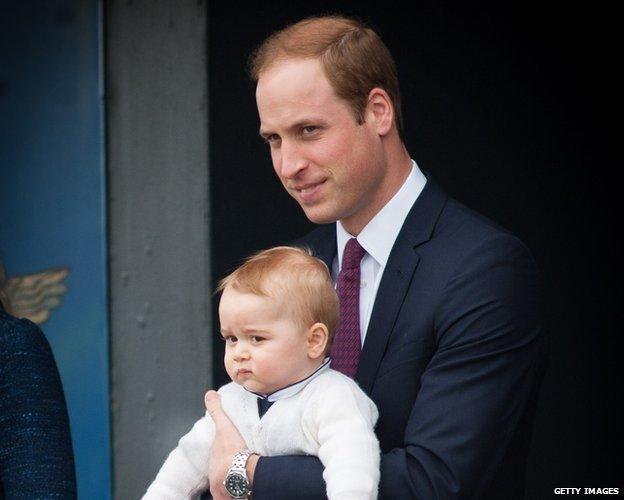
[209,3,620,495]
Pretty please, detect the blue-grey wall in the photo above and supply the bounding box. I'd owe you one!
[0,2,110,498]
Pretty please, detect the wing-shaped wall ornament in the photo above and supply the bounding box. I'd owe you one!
[3,267,70,324]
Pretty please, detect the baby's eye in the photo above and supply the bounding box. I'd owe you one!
[250,336,265,343]
[222,335,237,344]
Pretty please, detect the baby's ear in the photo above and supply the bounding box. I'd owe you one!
[306,323,329,359]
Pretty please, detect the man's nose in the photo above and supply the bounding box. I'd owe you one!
[278,140,308,179]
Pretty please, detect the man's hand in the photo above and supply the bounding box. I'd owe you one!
[205,390,251,499]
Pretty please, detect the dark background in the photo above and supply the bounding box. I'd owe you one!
[209,3,620,496]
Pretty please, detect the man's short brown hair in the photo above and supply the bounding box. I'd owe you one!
[249,15,403,134]
[217,246,339,351]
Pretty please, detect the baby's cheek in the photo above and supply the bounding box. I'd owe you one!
[223,358,235,379]
[254,357,274,379]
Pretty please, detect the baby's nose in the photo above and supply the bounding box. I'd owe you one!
[233,344,250,360]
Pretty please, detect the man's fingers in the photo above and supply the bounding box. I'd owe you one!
[205,390,230,427]
[205,389,219,408]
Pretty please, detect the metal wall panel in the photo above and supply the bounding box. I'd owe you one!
[106,1,211,498]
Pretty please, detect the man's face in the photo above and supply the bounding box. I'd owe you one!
[256,58,387,233]
[219,285,316,395]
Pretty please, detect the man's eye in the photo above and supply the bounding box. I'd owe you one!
[264,134,280,144]
[301,126,317,135]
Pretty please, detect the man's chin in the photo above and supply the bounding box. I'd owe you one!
[300,206,339,225]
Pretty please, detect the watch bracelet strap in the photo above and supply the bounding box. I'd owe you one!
[231,449,255,470]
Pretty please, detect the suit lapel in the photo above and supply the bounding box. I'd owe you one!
[295,224,336,269]
[355,178,448,393]
[295,179,447,394]
[355,241,420,392]
[313,229,337,270]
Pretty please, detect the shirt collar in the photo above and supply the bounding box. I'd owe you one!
[246,357,331,403]
[336,160,427,269]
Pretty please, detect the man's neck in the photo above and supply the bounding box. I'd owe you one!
[341,147,412,236]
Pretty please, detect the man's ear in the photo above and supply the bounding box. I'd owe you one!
[365,87,394,136]
[306,322,329,359]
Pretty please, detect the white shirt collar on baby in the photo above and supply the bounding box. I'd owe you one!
[246,357,331,403]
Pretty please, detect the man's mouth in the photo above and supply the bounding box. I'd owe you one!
[293,179,325,191]
[293,180,326,201]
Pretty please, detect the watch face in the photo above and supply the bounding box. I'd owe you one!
[225,472,249,498]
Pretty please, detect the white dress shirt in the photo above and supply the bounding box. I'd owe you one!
[334,160,427,344]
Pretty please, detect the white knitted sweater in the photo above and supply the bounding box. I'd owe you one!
[143,368,380,499]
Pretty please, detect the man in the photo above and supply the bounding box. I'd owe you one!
[205,15,546,499]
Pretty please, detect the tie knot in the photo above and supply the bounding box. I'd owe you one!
[342,238,366,270]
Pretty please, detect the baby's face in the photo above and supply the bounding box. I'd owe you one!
[219,286,317,395]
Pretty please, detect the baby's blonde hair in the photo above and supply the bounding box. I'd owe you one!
[217,246,338,351]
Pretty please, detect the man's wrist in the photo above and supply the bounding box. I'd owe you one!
[245,453,260,485]
[223,450,259,498]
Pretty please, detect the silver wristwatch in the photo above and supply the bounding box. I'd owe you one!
[223,449,256,499]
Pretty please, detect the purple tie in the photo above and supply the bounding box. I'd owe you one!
[330,238,366,377]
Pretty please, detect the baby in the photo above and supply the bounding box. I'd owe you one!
[144,246,379,499]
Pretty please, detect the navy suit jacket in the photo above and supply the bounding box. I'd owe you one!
[251,178,547,499]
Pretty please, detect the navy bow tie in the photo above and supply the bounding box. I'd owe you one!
[257,397,274,418]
